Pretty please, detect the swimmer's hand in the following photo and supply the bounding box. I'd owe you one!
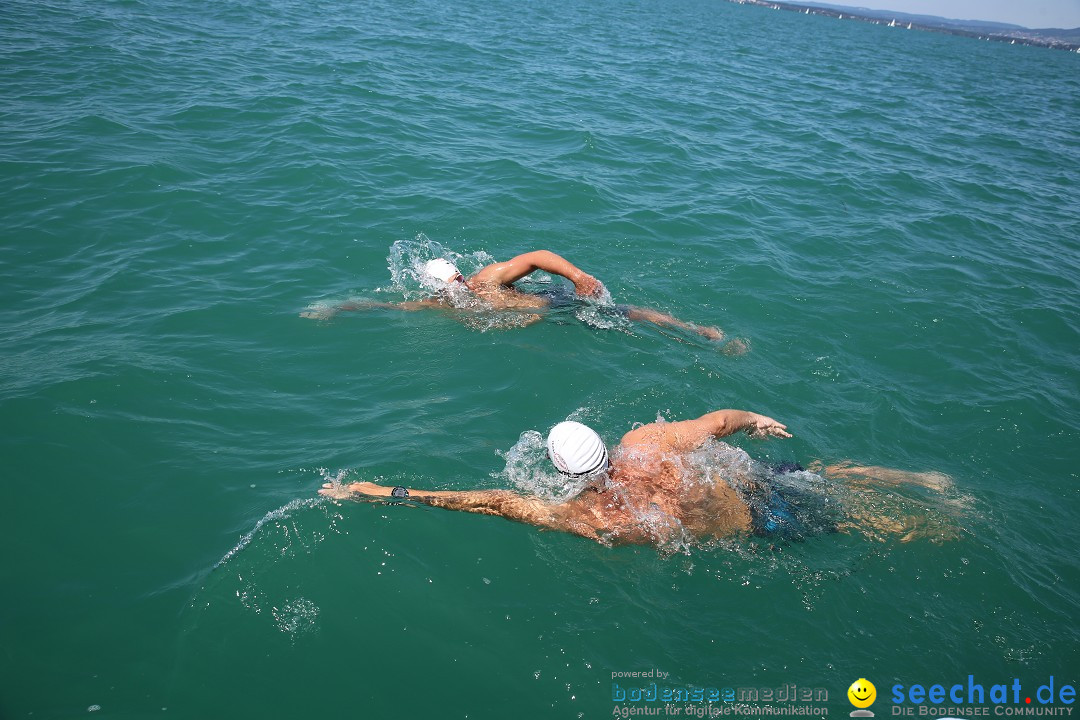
[300,304,341,320]
[745,413,791,439]
[319,481,392,499]
[573,273,604,298]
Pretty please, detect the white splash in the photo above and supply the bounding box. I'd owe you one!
[572,284,631,331]
[216,493,331,568]
[383,235,495,301]
[272,597,320,638]
[498,430,591,503]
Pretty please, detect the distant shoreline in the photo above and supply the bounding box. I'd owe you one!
[726,0,1080,53]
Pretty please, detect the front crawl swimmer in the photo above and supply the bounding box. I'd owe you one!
[319,409,954,546]
[304,250,739,346]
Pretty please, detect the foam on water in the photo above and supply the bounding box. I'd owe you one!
[215,497,324,568]
[270,597,321,640]
[572,284,633,332]
[383,235,496,301]
[499,430,591,503]
[216,469,347,568]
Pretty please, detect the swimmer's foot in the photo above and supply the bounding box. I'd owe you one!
[841,511,963,544]
[899,470,952,493]
[721,337,750,356]
[898,515,965,544]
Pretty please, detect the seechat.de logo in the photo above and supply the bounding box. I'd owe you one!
[849,679,877,718]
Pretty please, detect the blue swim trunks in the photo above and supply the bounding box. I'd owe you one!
[749,463,839,541]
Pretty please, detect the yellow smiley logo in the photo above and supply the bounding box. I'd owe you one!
[848,679,877,709]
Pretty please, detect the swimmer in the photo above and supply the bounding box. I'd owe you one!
[303,250,733,344]
[319,409,953,545]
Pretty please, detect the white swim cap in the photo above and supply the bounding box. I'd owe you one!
[423,258,461,283]
[547,421,609,477]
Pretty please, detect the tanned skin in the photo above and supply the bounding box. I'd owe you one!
[320,409,789,544]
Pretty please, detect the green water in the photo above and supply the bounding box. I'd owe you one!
[2,0,1078,717]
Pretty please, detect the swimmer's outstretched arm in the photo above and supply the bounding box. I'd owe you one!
[472,250,603,297]
[619,409,791,453]
[319,481,594,537]
[345,299,441,311]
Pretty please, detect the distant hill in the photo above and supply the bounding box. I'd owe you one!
[728,0,1080,52]
[1030,26,1080,41]
[797,2,1026,31]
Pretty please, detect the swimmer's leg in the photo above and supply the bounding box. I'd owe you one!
[622,305,722,340]
[835,512,932,543]
[810,461,961,543]
[620,305,749,354]
[811,460,952,493]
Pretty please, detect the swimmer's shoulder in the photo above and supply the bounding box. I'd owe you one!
[469,262,510,285]
[618,423,668,449]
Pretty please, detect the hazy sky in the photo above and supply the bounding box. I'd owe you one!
[823,1,1080,29]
